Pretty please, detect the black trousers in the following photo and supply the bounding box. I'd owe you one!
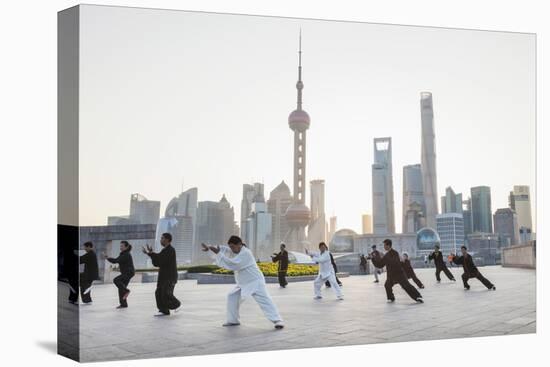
[409,274,424,288]
[68,278,79,303]
[155,281,181,314]
[462,271,494,289]
[385,277,421,301]
[435,265,455,281]
[326,275,342,287]
[278,271,288,287]
[114,274,133,307]
[80,274,93,303]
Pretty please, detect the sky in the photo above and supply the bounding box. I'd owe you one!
[78,5,536,233]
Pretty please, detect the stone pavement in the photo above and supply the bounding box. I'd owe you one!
[72,266,535,362]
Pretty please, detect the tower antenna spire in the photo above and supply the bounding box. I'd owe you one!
[296,28,303,110]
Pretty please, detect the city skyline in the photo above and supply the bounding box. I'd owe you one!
[79,6,536,233]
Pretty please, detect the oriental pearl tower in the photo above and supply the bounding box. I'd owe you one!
[284,32,311,252]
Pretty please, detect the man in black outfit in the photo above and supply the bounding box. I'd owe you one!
[428,245,456,283]
[79,241,99,305]
[452,246,496,291]
[143,233,181,316]
[104,241,135,308]
[371,239,424,303]
[325,251,343,288]
[359,254,367,274]
[271,243,289,288]
[367,245,383,283]
[401,252,424,289]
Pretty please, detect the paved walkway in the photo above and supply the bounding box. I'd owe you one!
[70,266,535,362]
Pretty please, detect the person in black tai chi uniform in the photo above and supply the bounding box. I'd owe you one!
[104,241,135,308]
[401,252,424,289]
[325,251,343,288]
[271,243,289,288]
[428,245,456,283]
[371,239,424,303]
[78,241,99,305]
[452,246,496,291]
[143,233,181,316]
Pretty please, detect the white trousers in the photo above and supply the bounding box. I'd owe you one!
[374,268,382,281]
[314,274,342,298]
[226,285,282,324]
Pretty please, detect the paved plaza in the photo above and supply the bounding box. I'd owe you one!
[66,266,535,362]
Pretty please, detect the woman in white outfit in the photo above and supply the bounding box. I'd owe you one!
[307,242,344,300]
[201,235,285,330]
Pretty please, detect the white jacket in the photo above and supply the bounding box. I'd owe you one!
[211,246,266,298]
[311,251,335,280]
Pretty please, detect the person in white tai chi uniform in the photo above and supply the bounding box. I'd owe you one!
[306,242,344,300]
[201,235,285,330]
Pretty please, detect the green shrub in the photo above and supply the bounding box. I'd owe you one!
[212,262,318,277]
[186,264,221,273]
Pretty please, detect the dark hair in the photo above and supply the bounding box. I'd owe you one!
[83,241,93,248]
[161,233,172,242]
[434,244,440,249]
[371,245,377,249]
[280,243,286,248]
[461,245,467,250]
[120,240,132,250]
[319,242,328,249]
[383,239,392,247]
[228,235,243,245]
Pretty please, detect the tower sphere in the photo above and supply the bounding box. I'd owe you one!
[288,109,310,130]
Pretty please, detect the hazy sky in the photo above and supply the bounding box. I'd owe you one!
[79,5,536,232]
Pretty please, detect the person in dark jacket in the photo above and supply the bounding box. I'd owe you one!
[271,243,289,288]
[371,239,424,303]
[401,252,424,289]
[359,254,367,274]
[428,245,456,282]
[452,246,496,291]
[143,233,181,316]
[104,241,135,308]
[79,241,99,304]
[367,245,383,283]
[325,252,343,288]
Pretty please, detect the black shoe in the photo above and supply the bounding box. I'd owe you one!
[419,285,425,289]
[155,311,170,316]
[116,305,128,309]
[490,286,496,291]
[374,280,379,283]
[451,279,456,282]
[437,280,441,283]
[464,286,470,290]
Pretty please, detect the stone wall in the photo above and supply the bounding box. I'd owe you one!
[501,242,536,269]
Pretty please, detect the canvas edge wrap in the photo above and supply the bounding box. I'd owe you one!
[57,5,80,362]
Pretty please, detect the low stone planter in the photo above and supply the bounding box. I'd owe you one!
[195,272,350,285]
[140,270,188,283]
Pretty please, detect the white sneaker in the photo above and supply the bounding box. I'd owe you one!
[416,297,424,303]
[174,306,181,313]
[154,311,169,317]
[313,295,322,300]
[274,321,285,329]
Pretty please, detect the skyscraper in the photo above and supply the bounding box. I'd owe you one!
[462,197,474,240]
[246,192,273,261]
[420,92,439,229]
[402,164,425,233]
[436,213,465,254]
[240,183,264,244]
[362,214,373,234]
[509,185,533,231]
[372,137,395,234]
[267,180,293,248]
[284,32,311,251]
[471,186,493,233]
[196,195,235,263]
[493,208,520,247]
[129,193,160,225]
[308,179,326,245]
[441,187,463,214]
[328,216,337,243]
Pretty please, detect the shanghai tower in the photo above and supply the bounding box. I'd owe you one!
[284,32,311,251]
[420,92,439,229]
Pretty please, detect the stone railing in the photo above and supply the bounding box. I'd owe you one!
[501,242,536,269]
